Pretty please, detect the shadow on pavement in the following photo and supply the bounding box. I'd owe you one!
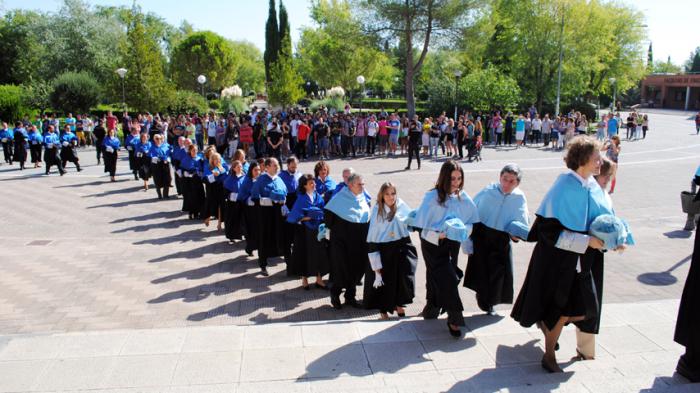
[637,254,692,286]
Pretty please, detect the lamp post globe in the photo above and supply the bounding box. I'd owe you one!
[115,68,127,111]
[453,70,462,119]
[197,75,207,97]
[357,75,365,114]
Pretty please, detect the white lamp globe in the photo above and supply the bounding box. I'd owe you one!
[356,75,365,85]
[197,75,207,85]
[116,68,127,78]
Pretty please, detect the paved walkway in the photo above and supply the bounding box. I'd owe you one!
[0,299,697,392]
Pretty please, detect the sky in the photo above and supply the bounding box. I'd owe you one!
[1,0,697,66]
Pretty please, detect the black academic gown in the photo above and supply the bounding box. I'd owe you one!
[203,180,225,219]
[464,223,515,311]
[363,237,417,314]
[224,198,246,241]
[243,201,259,254]
[103,149,118,176]
[674,228,700,381]
[325,210,369,294]
[183,175,205,218]
[13,131,27,165]
[511,216,599,330]
[136,154,151,180]
[288,224,329,278]
[254,201,287,267]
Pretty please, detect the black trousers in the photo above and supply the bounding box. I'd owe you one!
[331,283,356,301]
[2,142,12,163]
[296,139,307,159]
[367,136,376,155]
[95,143,104,163]
[406,141,421,168]
[504,129,513,145]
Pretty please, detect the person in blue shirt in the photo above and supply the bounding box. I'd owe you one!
[59,125,81,172]
[133,133,152,190]
[43,125,65,176]
[606,113,618,138]
[313,160,337,203]
[223,159,247,242]
[511,136,614,373]
[171,137,187,196]
[412,160,479,337]
[464,164,530,316]
[202,152,229,229]
[250,157,288,276]
[12,122,29,170]
[27,124,43,168]
[125,128,140,180]
[286,174,329,290]
[180,144,206,220]
[149,134,172,199]
[0,122,14,164]
[240,161,261,256]
[279,156,302,263]
[362,182,417,320]
[324,172,372,310]
[102,128,121,182]
[64,113,76,135]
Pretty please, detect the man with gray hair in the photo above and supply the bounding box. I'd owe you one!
[328,167,371,204]
[464,164,530,315]
[324,172,372,309]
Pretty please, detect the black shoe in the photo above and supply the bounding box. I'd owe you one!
[330,294,342,310]
[447,322,461,338]
[260,267,269,276]
[302,284,310,291]
[315,283,329,290]
[404,166,410,170]
[345,298,363,309]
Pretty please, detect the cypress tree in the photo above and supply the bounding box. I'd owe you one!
[647,42,653,72]
[264,0,279,83]
[278,0,291,56]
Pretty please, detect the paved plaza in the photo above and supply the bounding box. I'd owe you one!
[1,110,699,391]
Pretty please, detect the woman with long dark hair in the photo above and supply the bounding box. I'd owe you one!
[363,182,417,320]
[223,160,246,242]
[412,160,479,337]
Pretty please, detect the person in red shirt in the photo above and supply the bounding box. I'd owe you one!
[378,117,388,155]
[106,111,118,134]
[238,117,254,154]
[296,119,311,159]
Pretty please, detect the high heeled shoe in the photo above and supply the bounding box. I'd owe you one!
[447,322,461,338]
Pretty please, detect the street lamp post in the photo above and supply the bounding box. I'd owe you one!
[554,10,564,117]
[197,75,207,97]
[609,77,617,112]
[356,75,365,114]
[454,70,462,120]
[116,68,127,111]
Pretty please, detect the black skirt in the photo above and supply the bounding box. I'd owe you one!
[60,146,79,163]
[511,216,599,330]
[151,161,171,188]
[127,149,137,171]
[464,223,515,311]
[29,143,42,163]
[420,237,464,313]
[255,203,287,261]
[44,147,60,166]
[675,227,700,354]
[182,176,205,216]
[13,143,27,163]
[363,238,417,314]
[103,150,118,176]
[203,181,225,218]
[325,210,369,290]
[224,199,246,241]
[136,155,151,180]
[243,203,259,253]
[287,225,329,277]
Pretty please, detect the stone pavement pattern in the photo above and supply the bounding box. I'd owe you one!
[0,111,699,391]
[0,300,697,392]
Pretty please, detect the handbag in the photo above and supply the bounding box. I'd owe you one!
[681,191,700,214]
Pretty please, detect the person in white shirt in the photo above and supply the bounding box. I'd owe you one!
[531,115,542,145]
[207,114,218,146]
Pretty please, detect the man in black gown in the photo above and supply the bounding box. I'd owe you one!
[675,229,700,382]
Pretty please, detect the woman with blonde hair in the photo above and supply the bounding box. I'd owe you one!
[203,152,229,230]
[363,182,417,320]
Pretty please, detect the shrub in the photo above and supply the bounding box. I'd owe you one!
[220,96,248,115]
[309,96,345,112]
[168,90,209,115]
[209,99,221,110]
[0,84,27,122]
[50,72,101,114]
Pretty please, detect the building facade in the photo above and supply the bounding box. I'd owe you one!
[641,74,700,110]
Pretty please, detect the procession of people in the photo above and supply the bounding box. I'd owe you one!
[6,108,686,376]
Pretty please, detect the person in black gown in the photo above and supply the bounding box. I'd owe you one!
[675,222,700,382]
[286,174,329,290]
[324,172,371,309]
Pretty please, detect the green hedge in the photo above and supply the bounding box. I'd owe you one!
[50,72,101,114]
[0,85,27,123]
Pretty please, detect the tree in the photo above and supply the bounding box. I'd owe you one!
[459,66,520,111]
[171,31,239,92]
[0,85,28,122]
[23,80,52,115]
[50,72,101,113]
[358,0,481,117]
[230,40,266,94]
[297,0,397,95]
[268,47,304,107]
[653,57,682,74]
[121,6,174,112]
[686,47,700,73]
[264,0,280,83]
[647,42,653,73]
[0,10,45,85]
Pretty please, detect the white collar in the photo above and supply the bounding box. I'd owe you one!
[569,169,594,189]
[264,172,278,181]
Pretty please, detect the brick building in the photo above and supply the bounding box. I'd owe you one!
[641,74,700,110]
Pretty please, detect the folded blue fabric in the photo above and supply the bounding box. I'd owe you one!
[589,214,635,250]
[317,223,328,242]
[441,216,468,243]
[270,189,287,202]
[305,207,324,220]
[404,209,418,230]
[506,221,530,240]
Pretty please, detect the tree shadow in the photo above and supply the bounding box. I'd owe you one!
[111,210,184,224]
[664,230,693,239]
[447,341,574,392]
[637,375,696,392]
[86,197,158,209]
[637,254,692,286]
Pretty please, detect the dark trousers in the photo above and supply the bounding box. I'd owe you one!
[95,143,103,163]
[420,238,465,326]
[496,133,503,146]
[457,138,465,158]
[296,139,307,159]
[331,283,356,301]
[504,129,513,145]
[367,136,376,155]
[341,135,355,156]
[2,142,12,163]
[406,142,421,168]
[62,158,81,171]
